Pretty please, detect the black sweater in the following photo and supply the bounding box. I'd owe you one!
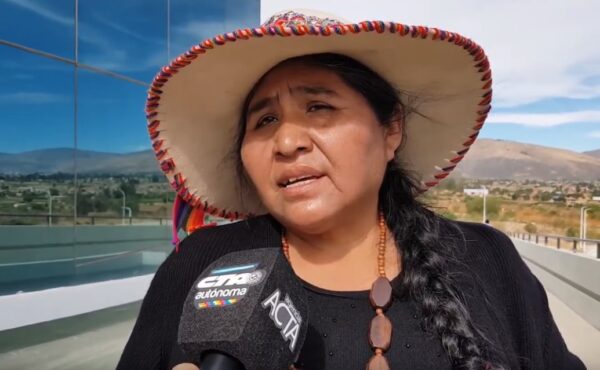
[116,215,585,370]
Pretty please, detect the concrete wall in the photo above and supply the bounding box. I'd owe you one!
[512,238,600,330]
[0,225,172,286]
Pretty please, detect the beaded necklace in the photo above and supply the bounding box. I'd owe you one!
[281,212,394,370]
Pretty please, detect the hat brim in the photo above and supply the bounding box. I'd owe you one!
[146,22,492,219]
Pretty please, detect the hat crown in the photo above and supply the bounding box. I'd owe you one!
[263,10,344,28]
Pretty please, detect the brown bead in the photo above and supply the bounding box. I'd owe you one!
[370,276,392,309]
[369,314,392,350]
[366,353,390,370]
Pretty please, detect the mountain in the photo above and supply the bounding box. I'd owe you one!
[2,141,600,180]
[0,148,159,175]
[583,149,600,159]
[454,139,600,181]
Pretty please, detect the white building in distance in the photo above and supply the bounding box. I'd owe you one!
[463,188,489,197]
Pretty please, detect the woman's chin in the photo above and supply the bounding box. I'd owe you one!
[271,203,338,234]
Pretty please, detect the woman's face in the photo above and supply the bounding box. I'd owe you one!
[241,62,402,233]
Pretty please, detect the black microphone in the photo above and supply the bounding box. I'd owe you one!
[177,247,309,370]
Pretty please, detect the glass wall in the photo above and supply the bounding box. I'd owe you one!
[0,0,259,368]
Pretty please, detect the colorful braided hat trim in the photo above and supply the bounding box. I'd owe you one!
[147,9,493,247]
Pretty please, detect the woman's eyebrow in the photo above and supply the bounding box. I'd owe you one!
[247,86,338,116]
[289,85,339,97]
[247,95,278,116]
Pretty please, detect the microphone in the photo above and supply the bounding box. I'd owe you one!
[177,247,309,370]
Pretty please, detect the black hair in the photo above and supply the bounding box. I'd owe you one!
[234,53,504,370]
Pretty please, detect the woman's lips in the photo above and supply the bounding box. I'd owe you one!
[276,166,324,188]
[278,175,324,197]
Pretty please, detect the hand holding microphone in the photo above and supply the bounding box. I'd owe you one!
[177,248,309,370]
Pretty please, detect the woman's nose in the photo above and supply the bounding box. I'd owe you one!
[273,121,313,157]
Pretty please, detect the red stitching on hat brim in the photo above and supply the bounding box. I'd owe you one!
[145,21,493,220]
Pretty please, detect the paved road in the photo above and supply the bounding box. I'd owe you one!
[546,291,599,369]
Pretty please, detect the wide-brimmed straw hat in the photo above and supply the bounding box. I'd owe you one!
[146,9,492,235]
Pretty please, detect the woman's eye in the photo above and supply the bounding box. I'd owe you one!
[255,115,278,129]
[307,103,332,112]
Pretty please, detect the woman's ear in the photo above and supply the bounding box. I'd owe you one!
[384,117,403,161]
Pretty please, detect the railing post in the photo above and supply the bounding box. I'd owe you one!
[129,217,133,225]
[557,238,561,249]
[535,235,539,244]
[572,240,577,252]
[544,236,548,245]
[597,243,600,259]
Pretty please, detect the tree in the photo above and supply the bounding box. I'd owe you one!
[77,193,94,216]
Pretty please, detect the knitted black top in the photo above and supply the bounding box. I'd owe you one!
[116,215,585,370]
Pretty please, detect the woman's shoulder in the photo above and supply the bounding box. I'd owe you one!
[161,214,282,275]
[437,218,538,294]
[440,219,523,269]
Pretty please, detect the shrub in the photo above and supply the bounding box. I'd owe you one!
[524,223,537,234]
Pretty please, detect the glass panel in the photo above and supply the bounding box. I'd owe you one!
[76,69,163,225]
[0,0,74,59]
[170,0,260,58]
[0,45,76,301]
[74,69,172,283]
[0,45,75,228]
[78,0,168,82]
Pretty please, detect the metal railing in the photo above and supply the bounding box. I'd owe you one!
[0,213,171,226]
[507,231,600,259]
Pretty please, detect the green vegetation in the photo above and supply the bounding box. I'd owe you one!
[0,174,172,225]
[524,222,537,234]
[464,196,501,217]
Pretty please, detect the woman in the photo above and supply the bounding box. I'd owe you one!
[117,10,585,370]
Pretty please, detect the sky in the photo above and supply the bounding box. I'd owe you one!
[0,0,259,154]
[262,0,600,153]
[0,0,599,154]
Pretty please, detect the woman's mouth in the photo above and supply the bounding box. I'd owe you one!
[279,175,321,188]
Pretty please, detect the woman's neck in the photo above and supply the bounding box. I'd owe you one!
[282,208,401,291]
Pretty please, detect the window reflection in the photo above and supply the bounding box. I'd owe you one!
[0,0,74,59]
[73,70,172,291]
[0,45,76,298]
[0,1,260,366]
[0,46,75,227]
[78,0,168,82]
[76,69,168,226]
[170,0,259,58]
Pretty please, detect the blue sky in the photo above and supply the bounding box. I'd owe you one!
[0,0,259,154]
[1,0,599,154]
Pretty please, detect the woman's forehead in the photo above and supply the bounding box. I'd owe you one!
[250,63,348,99]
